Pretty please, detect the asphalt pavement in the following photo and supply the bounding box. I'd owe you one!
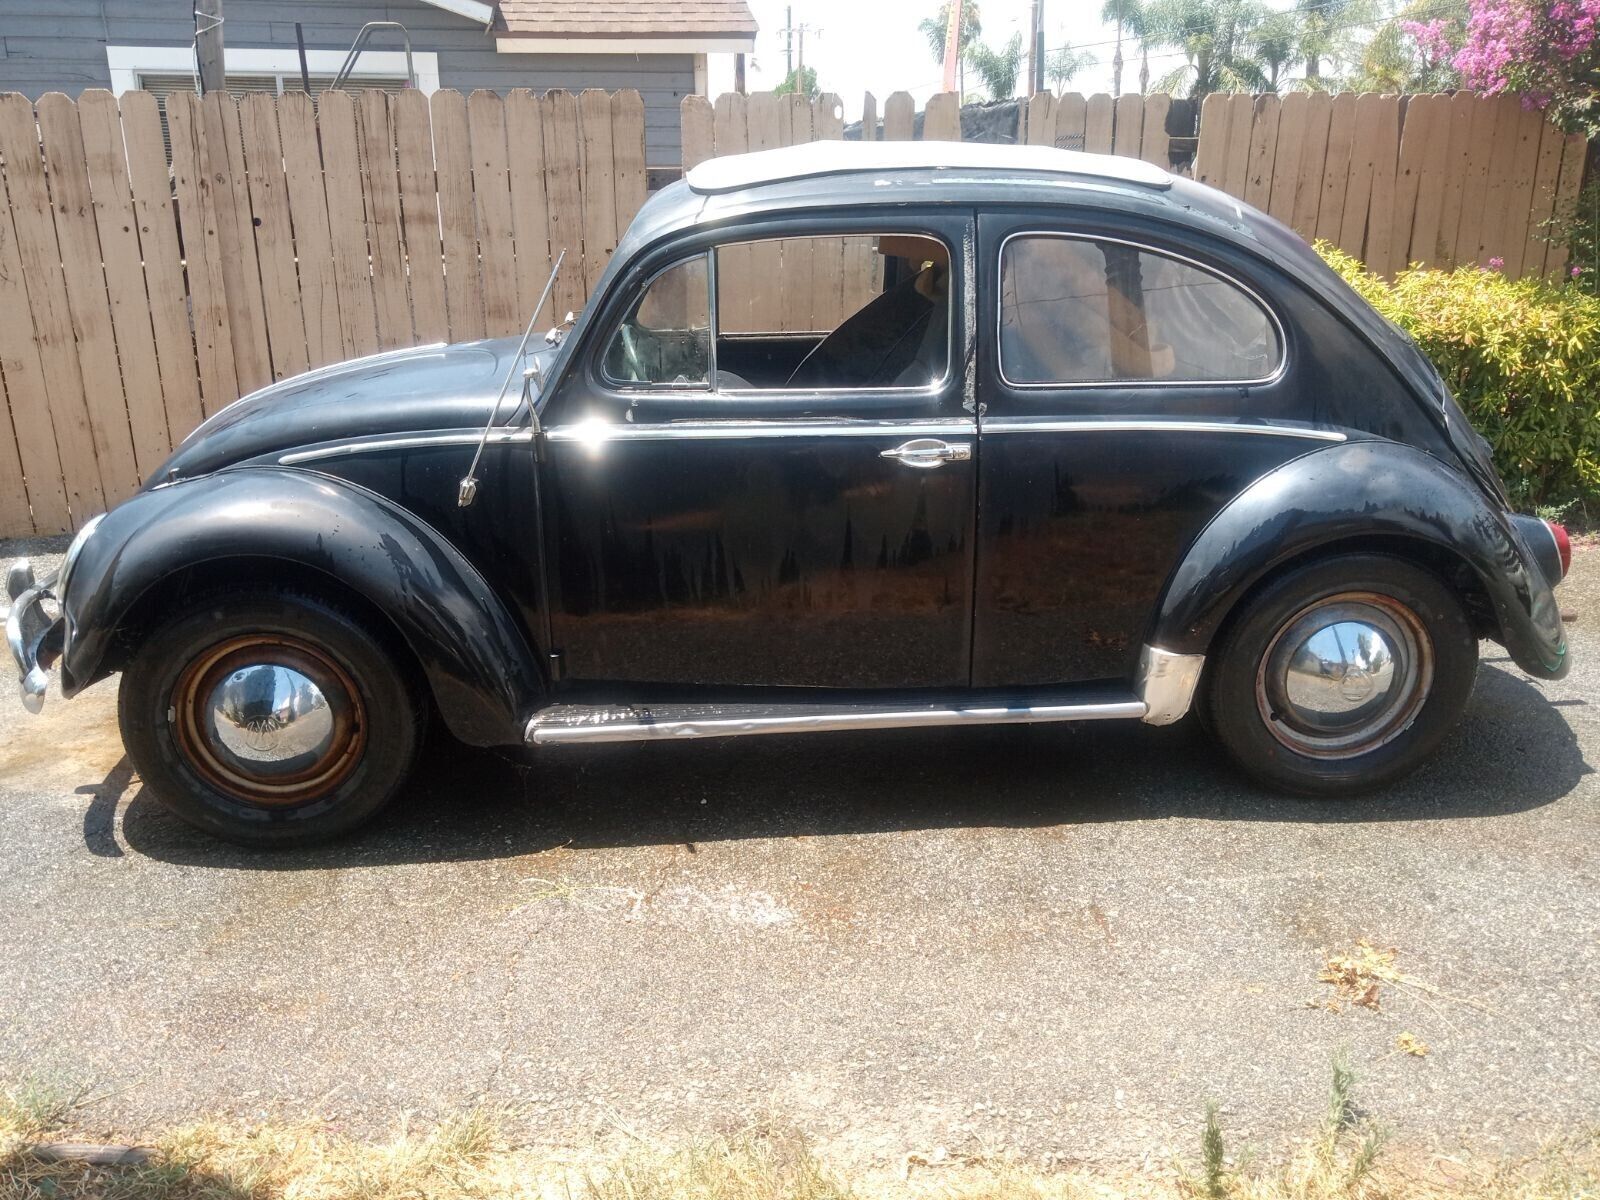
[0,542,1595,1166]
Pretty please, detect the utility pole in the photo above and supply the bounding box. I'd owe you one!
[735,53,746,94]
[785,5,794,76]
[941,0,962,95]
[1027,0,1041,96]
[797,24,804,82]
[194,0,225,96]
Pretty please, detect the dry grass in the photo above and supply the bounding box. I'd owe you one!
[1,1067,1595,1200]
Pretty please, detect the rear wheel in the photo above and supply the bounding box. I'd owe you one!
[1205,554,1478,796]
[119,590,425,846]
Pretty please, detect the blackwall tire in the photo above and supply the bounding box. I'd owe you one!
[1206,554,1478,797]
[119,590,425,847]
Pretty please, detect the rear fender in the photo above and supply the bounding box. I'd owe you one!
[60,468,545,746]
[1150,441,1568,680]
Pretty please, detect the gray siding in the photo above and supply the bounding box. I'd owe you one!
[0,0,691,163]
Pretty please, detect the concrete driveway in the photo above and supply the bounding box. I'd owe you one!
[0,544,1595,1166]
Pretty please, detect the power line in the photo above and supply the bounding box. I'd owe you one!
[1040,0,1463,60]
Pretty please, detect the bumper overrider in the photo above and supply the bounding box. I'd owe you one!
[4,559,63,714]
[5,512,102,713]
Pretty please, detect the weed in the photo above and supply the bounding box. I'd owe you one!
[1200,1105,1229,1200]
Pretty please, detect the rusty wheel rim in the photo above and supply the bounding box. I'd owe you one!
[171,635,367,808]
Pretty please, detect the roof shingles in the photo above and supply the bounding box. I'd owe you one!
[496,0,758,37]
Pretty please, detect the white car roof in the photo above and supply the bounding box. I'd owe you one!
[684,139,1173,195]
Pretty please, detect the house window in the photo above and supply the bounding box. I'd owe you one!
[134,73,410,106]
[105,46,441,99]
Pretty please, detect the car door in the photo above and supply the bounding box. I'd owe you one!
[539,210,977,691]
[973,210,1327,688]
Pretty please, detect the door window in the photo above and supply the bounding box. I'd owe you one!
[998,234,1282,386]
[599,233,952,393]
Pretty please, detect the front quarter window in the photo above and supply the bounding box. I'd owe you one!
[602,254,711,387]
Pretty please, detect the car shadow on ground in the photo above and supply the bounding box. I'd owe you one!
[115,661,1590,869]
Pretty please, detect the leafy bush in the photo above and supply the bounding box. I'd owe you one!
[1318,243,1600,508]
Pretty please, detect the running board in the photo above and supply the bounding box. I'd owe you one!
[526,696,1148,745]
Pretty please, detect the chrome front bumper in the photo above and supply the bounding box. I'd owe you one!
[4,560,62,714]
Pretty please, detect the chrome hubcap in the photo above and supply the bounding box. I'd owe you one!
[205,664,336,777]
[172,635,366,807]
[1256,594,1432,759]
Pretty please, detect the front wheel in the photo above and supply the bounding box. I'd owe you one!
[1205,554,1478,796]
[119,590,425,846]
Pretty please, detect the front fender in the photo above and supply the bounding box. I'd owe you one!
[1150,441,1568,680]
[61,467,545,745]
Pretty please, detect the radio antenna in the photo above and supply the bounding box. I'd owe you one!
[458,249,566,508]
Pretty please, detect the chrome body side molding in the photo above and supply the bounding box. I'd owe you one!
[541,419,1342,445]
[527,695,1149,745]
[981,419,1346,442]
[544,418,974,444]
[279,427,532,465]
[1137,646,1206,726]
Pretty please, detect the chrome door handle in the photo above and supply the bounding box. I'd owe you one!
[880,439,972,469]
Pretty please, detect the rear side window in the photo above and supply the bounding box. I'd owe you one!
[999,234,1282,386]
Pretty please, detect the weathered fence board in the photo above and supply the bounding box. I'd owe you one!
[469,91,521,339]
[0,93,108,519]
[165,92,238,415]
[0,86,647,536]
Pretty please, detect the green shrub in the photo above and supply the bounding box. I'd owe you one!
[1317,243,1600,509]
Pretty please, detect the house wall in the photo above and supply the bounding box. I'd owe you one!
[0,0,693,163]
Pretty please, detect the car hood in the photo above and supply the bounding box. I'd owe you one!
[156,338,555,482]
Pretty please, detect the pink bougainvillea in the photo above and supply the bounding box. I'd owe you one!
[1404,18,1460,66]
[1456,0,1600,130]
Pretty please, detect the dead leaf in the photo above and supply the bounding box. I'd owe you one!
[1396,1031,1430,1057]
[1319,939,1408,1010]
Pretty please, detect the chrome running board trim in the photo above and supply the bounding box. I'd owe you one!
[527,696,1148,745]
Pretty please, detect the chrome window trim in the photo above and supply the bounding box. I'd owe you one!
[979,418,1345,442]
[278,428,532,465]
[600,231,960,401]
[545,418,976,444]
[995,230,1289,391]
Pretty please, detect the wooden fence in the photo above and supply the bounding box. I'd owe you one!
[0,87,646,537]
[1016,90,1174,165]
[1,84,1588,538]
[688,89,1583,283]
[1194,91,1586,279]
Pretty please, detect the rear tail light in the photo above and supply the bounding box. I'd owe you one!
[1547,520,1572,581]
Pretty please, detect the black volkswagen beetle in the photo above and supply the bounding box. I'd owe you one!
[5,141,1572,845]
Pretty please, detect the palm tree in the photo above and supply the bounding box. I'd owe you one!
[921,2,979,70]
[1047,44,1098,91]
[968,31,1024,99]
[1292,0,1344,84]
[1101,0,1145,97]
[1143,0,1269,99]
[1254,10,1301,91]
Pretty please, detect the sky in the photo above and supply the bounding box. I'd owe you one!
[704,0,1163,123]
